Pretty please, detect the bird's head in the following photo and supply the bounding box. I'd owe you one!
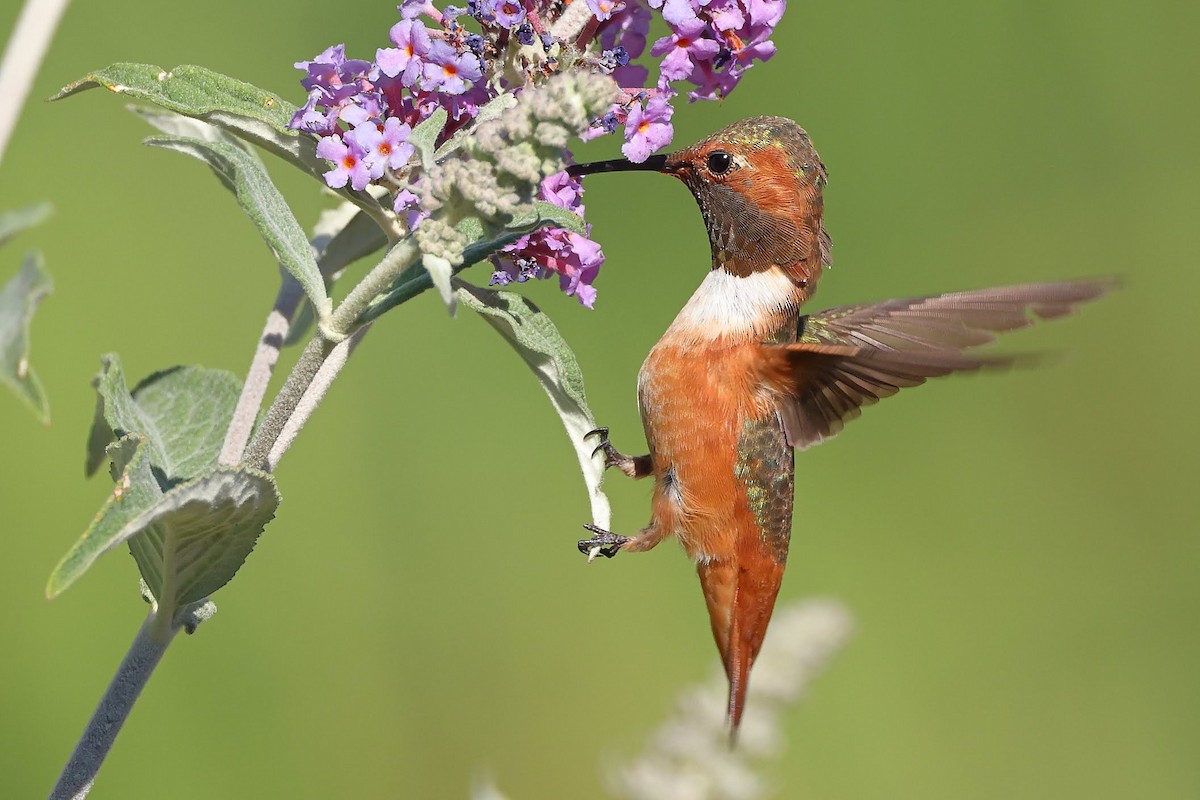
[570,116,831,288]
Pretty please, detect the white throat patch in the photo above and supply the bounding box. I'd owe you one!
[668,267,798,339]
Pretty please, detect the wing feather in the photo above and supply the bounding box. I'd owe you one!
[766,279,1114,450]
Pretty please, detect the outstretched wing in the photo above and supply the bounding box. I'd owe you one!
[761,280,1114,450]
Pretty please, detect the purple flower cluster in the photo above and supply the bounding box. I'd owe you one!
[490,171,603,308]
[290,0,785,305]
[588,0,783,160]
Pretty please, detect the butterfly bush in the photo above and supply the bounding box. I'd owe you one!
[290,0,785,306]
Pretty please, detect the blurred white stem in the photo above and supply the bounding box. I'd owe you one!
[49,613,176,800]
[549,0,593,42]
[219,274,306,466]
[0,0,71,170]
[610,599,853,800]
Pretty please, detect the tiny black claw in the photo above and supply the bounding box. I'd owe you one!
[586,427,626,468]
[586,427,611,459]
[578,523,631,558]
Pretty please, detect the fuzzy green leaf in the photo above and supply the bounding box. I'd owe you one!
[47,435,162,598]
[286,204,390,346]
[122,467,279,609]
[456,281,611,529]
[0,202,53,247]
[53,63,295,132]
[355,204,585,326]
[48,453,279,607]
[50,63,322,172]
[508,201,588,236]
[433,92,517,160]
[86,355,242,484]
[410,106,448,170]
[52,63,393,222]
[423,254,456,313]
[146,135,330,316]
[0,254,52,423]
[129,105,266,167]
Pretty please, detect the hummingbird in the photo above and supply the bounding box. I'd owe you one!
[567,116,1112,737]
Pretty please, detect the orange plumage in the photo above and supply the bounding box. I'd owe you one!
[572,117,1111,736]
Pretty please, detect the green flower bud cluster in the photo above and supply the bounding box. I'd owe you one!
[421,71,619,227]
[413,217,471,267]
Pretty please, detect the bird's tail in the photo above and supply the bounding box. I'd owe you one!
[697,552,786,739]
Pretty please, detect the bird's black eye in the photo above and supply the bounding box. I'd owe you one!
[706,150,733,175]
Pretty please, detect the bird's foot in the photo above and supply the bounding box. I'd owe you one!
[578,523,632,561]
[586,427,624,469]
[585,427,649,478]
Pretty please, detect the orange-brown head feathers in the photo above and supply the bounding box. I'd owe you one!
[570,116,832,288]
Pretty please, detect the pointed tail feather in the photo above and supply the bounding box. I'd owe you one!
[697,553,786,739]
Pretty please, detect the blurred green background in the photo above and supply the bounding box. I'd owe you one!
[2,0,1197,797]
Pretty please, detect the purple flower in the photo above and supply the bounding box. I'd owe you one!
[707,0,745,31]
[492,229,605,307]
[659,0,699,27]
[421,41,483,95]
[745,0,785,29]
[490,0,526,28]
[377,19,433,85]
[400,0,439,20]
[587,0,627,22]
[295,45,372,96]
[598,1,649,56]
[316,130,374,191]
[622,92,674,162]
[651,16,720,81]
[540,170,585,213]
[491,170,605,307]
[685,60,740,100]
[358,117,416,176]
[393,187,429,229]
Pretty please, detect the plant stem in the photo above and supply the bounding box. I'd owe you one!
[0,0,71,170]
[240,238,420,470]
[240,334,334,471]
[49,613,177,800]
[328,238,419,335]
[219,273,305,467]
[266,325,369,471]
[549,0,593,44]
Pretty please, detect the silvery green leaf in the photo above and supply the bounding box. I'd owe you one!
[423,254,456,314]
[49,457,280,609]
[286,205,389,346]
[433,92,518,160]
[47,434,162,598]
[359,224,529,326]
[508,201,587,236]
[86,354,242,485]
[456,216,485,243]
[456,280,611,530]
[0,202,52,247]
[409,106,448,170]
[121,466,279,609]
[146,135,331,316]
[0,253,52,423]
[50,63,322,175]
[128,106,266,167]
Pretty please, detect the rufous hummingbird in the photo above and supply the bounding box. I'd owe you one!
[568,116,1112,737]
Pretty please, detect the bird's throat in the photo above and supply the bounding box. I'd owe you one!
[666,266,804,343]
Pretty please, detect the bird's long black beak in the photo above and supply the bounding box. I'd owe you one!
[567,153,670,177]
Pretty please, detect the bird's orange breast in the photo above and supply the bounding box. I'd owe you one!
[637,335,781,562]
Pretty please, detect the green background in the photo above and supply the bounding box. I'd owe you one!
[1,0,1196,797]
